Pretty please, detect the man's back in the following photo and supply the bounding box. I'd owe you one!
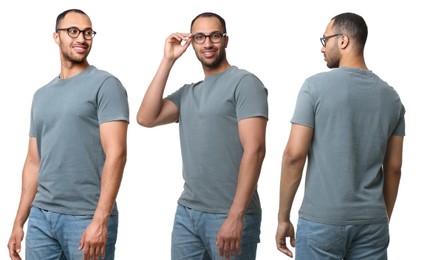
[292,67,405,225]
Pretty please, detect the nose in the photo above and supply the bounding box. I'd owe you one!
[75,31,86,42]
[203,36,214,47]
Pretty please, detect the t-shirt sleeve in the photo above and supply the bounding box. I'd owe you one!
[97,76,130,124]
[165,86,185,109]
[392,102,406,136]
[291,79,315,128]
[235,74,268,121]
[29,95,36,137]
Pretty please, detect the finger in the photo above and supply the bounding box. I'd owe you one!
[101,245,106,259]
[15,242,21,255]
[235,240,241,255]
[277,244,293,258]
[8,241,21,260]
[228,241,238,257]
[94,246,101,259]
[216,238,223,257]
[223,241,231,260]
[79,232,85,250]
[171,32,189,42]
[290,236,296,247]
[83,246,89,260]
[10,250,22,260]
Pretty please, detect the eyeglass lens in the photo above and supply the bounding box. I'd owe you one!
[66,27,96,39]
[193,32,225,44]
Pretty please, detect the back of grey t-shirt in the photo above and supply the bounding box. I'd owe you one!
[292,67,405,225]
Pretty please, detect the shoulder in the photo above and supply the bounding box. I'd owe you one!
[86,66,127,92]
[229,66,260,81]
[302,69,347,92]
[226,66,265,90]
[33,77,59,97]
[306,69,340,82]
[87,66,119,81]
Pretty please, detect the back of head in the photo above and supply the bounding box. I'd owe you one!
[332,12,368,53]
[190,12,227,33]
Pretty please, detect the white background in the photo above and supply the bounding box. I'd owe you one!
[1,0,420,259]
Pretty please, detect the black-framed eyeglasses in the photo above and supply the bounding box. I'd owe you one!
[320,33,341,47]
[191,32,226,44]
[56,27,96,40]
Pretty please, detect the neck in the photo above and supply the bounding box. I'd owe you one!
[203,60,231,77]
[339,56,368,70]
[59,60,90,79]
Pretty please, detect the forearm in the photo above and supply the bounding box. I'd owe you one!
[13,148,39,228]
[278,155,305,223]
[228,148,265,219]
[382,135,403,220]
[93,153,126,223]
[383,168,401,220]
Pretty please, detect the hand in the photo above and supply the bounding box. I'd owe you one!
[275,220,295,258]
[7,226,24,260]
[216,216,243,260]
[79,220,108,260]
[164,32,192,62]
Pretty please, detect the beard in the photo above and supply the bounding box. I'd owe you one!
[196,47,226,69]
[62,51,89,64]
[60,42,91,64]
[326,46,340,68]
[327,58,340,69]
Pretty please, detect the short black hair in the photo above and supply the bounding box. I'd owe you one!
[332,12,368,49]
[190,12,226,33]
[55,9,89,31]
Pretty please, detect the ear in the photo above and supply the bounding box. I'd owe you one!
[339,34,349,49]
[224,35,229,48]
[53,32,60,45]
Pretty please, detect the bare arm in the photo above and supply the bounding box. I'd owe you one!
[276,124,313,258]
[383,135,403,220]
[79,120,128,260]
[8,137,39,260]
[137,33,192,127]
[216,117,267,259]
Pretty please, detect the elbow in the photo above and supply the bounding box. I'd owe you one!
[282,149,307,167]
[247,143,266,163]
[136,114,156,128]
[122,150,128,164]
[258,145,266,162]
[117,149,127,166]
[383,166,402,178]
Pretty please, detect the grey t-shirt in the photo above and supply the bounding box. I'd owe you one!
[292,67,405,225]
[166,66,268,214]
[30,65,129,215]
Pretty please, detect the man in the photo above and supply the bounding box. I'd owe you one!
[7,9,129,260]
[276,12,405,259]
[137,12,268,260]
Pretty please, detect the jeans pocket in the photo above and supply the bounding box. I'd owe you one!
[307,221,345,251]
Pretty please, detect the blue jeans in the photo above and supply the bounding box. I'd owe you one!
[26,206,118,260]
[295,217,389,260]
[171,204,261,260]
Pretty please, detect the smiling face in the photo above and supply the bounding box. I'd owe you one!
[54,11,93,65]
[191,16,229,74]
